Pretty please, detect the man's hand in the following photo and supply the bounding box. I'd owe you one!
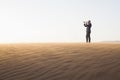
[83,21,85,24]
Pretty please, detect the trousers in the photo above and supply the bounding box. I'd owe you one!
[86,32,91,43]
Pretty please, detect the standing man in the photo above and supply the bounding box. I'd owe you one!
[84,20,92,43]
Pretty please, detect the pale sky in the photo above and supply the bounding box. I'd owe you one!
[0,0,120,43]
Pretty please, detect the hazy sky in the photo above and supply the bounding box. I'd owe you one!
[0,0,120,43]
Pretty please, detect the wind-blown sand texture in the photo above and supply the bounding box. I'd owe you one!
[0,43,120,80]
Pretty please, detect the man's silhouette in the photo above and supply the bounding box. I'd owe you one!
[84,20,92,43]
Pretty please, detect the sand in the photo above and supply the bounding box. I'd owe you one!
[0,43,120,80]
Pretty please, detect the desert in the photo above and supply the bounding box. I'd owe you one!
[0,43,120,80]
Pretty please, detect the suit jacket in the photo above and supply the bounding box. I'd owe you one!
[84,23,92,33]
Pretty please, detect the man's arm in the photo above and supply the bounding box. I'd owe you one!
[83,21,88,27]
[84,24,87,27]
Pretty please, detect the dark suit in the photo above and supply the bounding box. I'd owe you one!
[84,23,92,43]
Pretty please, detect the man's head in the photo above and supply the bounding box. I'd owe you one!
[88,20,91,23]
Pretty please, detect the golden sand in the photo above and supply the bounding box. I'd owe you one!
[0,43,120,80]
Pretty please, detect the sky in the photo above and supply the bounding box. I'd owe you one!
[0,0,120,43]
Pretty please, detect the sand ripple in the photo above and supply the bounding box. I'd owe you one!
[0,43,120,80]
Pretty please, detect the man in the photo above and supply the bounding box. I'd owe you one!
[84,20,92,43]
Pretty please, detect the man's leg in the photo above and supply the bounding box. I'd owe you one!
[86,33,89,43]
[88,33,91,43]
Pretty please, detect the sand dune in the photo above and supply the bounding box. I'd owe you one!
[0,43,120,80]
